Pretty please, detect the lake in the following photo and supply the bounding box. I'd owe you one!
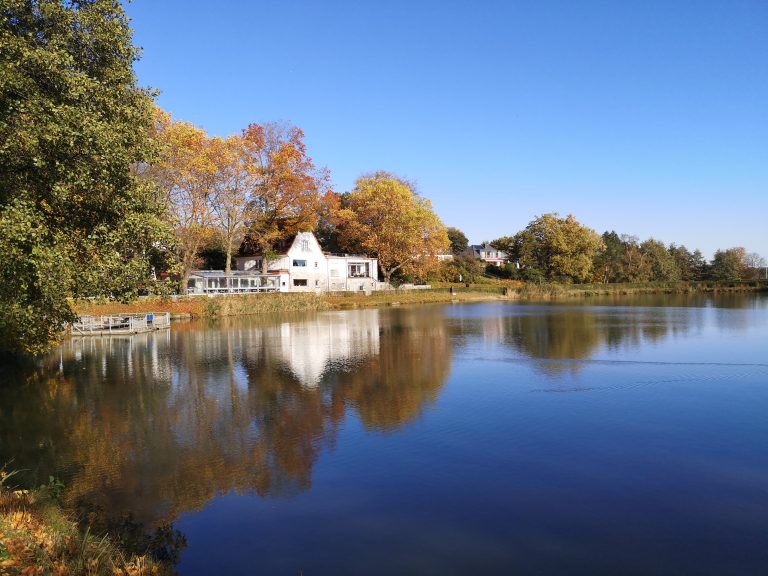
[2,294,768,575]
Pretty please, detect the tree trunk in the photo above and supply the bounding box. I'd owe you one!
[261,243,270,274]
[225,242,232,275]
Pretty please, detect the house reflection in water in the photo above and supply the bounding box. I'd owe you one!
[271,310,381,388]
[0,307,451,533]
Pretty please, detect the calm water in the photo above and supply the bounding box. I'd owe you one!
[2,295,768,575]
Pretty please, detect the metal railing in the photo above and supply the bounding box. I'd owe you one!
[71,312,171,335]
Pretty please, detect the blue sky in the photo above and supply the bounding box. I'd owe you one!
[125,0,767,259]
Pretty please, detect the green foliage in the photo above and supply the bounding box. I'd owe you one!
[485,262,518,280]
[511,213,604,282]
[593,231,625,282]
[446,226,469,254]
[433,254,485,283]
[592,234,710,284]
[709,247,746,281]
[0,0,174,356]
[39,475,65,501]
[640,239,681,282]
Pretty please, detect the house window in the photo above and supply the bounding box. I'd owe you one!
[293,279,307,287]
[301,239,309,252]
[349,263,369,278]
[315,280,319,286]
[314,261,318,268]
[292,259,307,267]
[330,269,339,278]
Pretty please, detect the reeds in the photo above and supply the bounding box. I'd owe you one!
[71,280,767,321]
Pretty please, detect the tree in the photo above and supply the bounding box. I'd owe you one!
[688,249,708,281]
[435,254,485,283]
[446,227,469,254]
[593,231,625,283]
[208,135,254,275]
[153,113,216,288]
[0,0,170,356]
[510,214,604,282]
[618,234,652,282]
[710,247,747,281]
[744,252,766,280]
[240,123,332,273]
[640,239,681,282]
[668,244,694,281]
[337,172,449,283]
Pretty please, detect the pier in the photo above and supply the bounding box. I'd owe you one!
[71,312,171,335]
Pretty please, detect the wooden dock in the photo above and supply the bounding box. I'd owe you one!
[70,312,171,336]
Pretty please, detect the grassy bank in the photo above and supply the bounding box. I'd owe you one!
[71,289,508,319]
[71,281,767,320]
[508,279,768,299]
[0,472,170,576]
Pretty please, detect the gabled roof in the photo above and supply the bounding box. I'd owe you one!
[469,243,508,257]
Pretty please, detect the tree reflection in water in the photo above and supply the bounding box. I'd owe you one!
[0,307,452,541]
[452,301,706,375]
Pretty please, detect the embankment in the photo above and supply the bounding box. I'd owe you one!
[0,473,172,576]
[71,281,767,320]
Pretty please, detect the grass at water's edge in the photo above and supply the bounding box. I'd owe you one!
[71,290,507,319]
[71,281,768,320]
[0,472,171,576]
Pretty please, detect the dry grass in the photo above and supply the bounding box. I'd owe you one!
[71,289,506,320]
[70,281,767,321]
[0,471,170,576]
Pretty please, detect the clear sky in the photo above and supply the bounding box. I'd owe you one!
[124,0,767,259]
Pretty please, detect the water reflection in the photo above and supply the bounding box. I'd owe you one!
[0,307,451,531]
[449,295,765,377]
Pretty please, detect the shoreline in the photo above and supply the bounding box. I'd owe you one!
[0,474,173,575]
[71,281,768,321]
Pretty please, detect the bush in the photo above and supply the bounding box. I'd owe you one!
[485,263,519,280]
[433,255,485,283]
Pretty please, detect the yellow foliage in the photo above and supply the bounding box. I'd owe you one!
[338,172,449,282]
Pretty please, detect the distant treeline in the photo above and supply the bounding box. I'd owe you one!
[439,214,766,285]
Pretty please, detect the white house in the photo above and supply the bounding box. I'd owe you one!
[469,243,508,266]
[234,231,380,293]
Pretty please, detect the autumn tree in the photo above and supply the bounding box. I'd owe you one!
[240,123,332,272]
[208,135,254,274]
[0,0,171,356]
[510,214,604,282]
[337,172,450,283]
[153,114,216,287]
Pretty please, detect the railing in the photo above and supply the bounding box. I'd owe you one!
[187,273,282,295]
[71,312,171,335]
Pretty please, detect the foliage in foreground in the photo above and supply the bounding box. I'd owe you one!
[0,0,173,357]
[0,471,172,576]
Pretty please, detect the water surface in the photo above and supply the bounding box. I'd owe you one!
[2,294,767,574]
